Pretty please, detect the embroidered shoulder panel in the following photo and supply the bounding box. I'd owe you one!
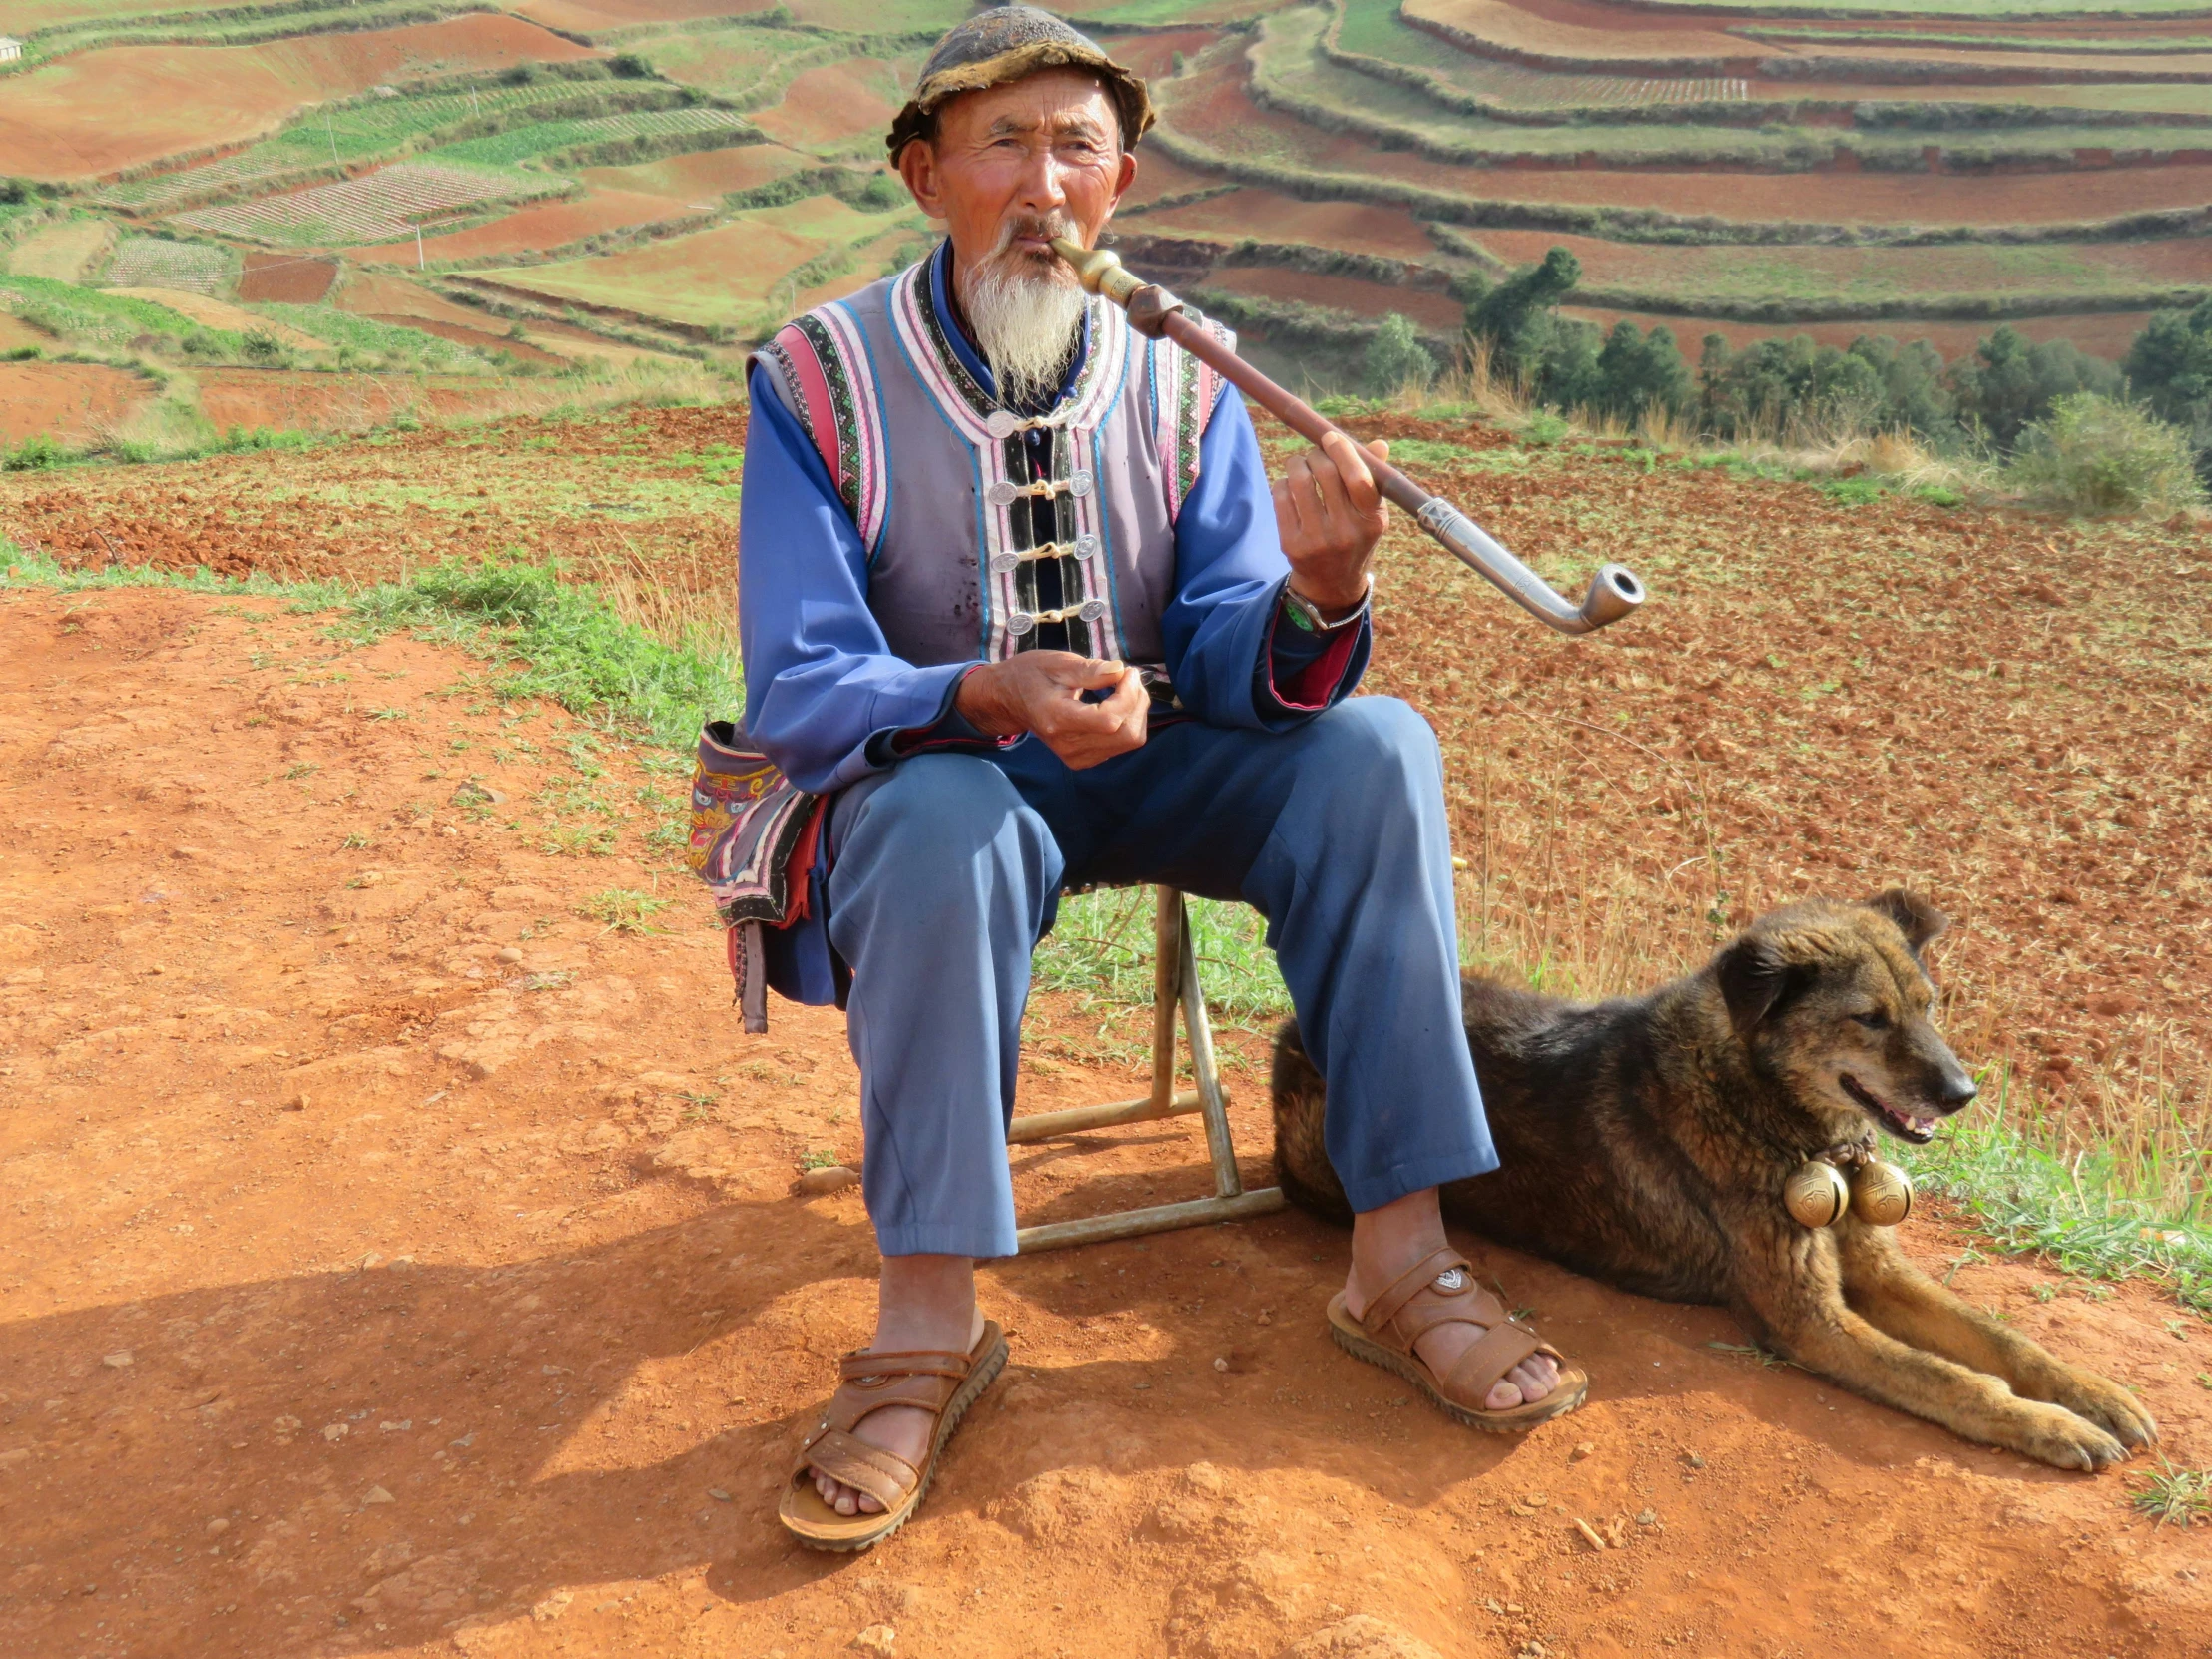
[751,304,888,552]
[1150,308,1236,524]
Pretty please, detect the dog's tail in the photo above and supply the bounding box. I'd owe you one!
[1269,1019,1355,1226]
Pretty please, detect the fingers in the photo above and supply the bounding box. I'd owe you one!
[1318,429,1382,517]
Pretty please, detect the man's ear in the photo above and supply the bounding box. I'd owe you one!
[898,141,944,220]
[1862,888,1949,959]
[1715,936,1792,1037]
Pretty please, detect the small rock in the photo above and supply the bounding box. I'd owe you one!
[494,946,524,964]
[1636,1508,1659,1526]
[283,1092,307,1112]
[1213,1357,1229,1373]
[451,783,507,809]
[322,1422,348,1442]
[1682,1452,1704,1469]
[1568,1441,1594,1462]
[102,1351,133,1370]
[361,1486,394,1506]
[206,1518,229,1535]
[797,1165,860,1197]
[708,1488,732,1502]
[852,1625,896,1656]
[531,1591,572,1622]
[378,1420,411,1433]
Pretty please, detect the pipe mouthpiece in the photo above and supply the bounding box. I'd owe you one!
[1050,237,1142,306]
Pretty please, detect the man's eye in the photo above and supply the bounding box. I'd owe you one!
[1852,1010,1890,1030]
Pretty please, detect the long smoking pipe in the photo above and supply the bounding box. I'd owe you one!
[1051,238,1644,636]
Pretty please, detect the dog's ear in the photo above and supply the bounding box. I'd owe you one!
[1716,936,1793,1037]
[1862,888,1949,959]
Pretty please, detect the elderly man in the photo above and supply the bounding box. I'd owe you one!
[740,8,1586,1551]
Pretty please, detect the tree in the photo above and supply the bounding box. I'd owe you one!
[2122,298,2212,478]
[1845,334,1951,440]
[1464,246,1580,381]
[1363,312,1436,398]
[1948,325,2118,450]
[1592,320,1691,424]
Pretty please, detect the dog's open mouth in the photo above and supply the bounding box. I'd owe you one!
[1842,1074,1939,1144]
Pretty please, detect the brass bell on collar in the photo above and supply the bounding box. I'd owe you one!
[1849,1159,1914,1227]
[1783,1161,1850,1229]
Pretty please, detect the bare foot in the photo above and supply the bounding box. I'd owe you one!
[810,1255,983,1519]
[1347,1187,1559,1411]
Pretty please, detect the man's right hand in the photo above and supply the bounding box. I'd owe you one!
[955,652,1148,770]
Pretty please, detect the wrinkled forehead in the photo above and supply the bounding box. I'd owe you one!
[935,69,1119,147]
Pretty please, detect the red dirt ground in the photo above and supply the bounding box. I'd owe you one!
[1404,0,2212,78]
[578,144,812,205]
[1176,61,2212,226]
[1,478,2208,1656]
[0,16,597,182]
[1475,227,2212,301]
[351,190,695,265]
[1128,188,1445,260]
[508,0,779,32]
[0,362,151,446]
[192,370,488,436]
[751,61,903,153]
[1124,149,1237,212]
[1559,304,2159,361]
[1204,267,1472,332]
[238,255,339,307]
[359,317,570,369]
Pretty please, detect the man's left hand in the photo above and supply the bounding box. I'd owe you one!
[1274,431,1388,621]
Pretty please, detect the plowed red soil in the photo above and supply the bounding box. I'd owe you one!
[1,459,2208,1658]
[1204,267,1469,331]
[1124,149,1237,212]
[1175,62,2212,225]
[0,362,151,446]
[0,17,595,181]
[193,370,489,437]
[751,61,903,152]
[239,255,339,306]
[578,144,811,204]
[353,190,693,265]
[1128,188,1444,259]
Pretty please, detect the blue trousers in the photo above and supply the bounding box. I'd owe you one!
[824,697,1496,1259]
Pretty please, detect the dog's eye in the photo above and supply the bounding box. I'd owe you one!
[1852,1010,1891,1030]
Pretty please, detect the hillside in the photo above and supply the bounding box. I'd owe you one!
[3,406,2210,1656]
[0,0,2206,421]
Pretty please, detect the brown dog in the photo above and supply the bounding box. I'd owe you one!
[1271,891,2157,1471]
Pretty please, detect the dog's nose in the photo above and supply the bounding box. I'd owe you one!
[1936,1067,1978,1108]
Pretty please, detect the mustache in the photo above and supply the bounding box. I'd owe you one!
[987,210,1079,263]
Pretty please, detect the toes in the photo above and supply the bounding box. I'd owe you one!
[1485,1379,1526,1410]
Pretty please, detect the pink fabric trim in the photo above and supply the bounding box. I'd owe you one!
[776,322,841,492]
[1266,603,1364,712]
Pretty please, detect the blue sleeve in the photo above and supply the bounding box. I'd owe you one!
[1159,389,1371,730]
[738,363,974,795]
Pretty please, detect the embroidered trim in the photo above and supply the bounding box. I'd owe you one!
[1151,308,1236,524]
[754,308,888,554]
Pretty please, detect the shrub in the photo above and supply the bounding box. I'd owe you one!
[4,432,67,471]
[240,328,287,365]
[2004,394,2203,518]
[608,52,651,79]
[1363,312,1435,398]
[180,328,223,359]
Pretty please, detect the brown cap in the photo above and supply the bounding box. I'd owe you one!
[885,6,1154,164]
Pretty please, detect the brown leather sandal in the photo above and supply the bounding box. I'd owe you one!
[777,1321,1007,1552]
[1327,1248,1587,1431]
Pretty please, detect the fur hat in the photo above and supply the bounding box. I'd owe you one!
[885,6,1154,163]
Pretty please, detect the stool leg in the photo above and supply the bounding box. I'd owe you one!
[1176,898,1244,1200]
[1148,884,1181,1112]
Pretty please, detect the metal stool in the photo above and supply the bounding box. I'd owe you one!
[1008,886,1288,1253]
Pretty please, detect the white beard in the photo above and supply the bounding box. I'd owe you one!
[957,222,1086,408]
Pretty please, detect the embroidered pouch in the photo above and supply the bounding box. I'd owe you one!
[688,720,827,1031]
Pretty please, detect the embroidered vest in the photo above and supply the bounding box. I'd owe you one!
[751,257,1232,668]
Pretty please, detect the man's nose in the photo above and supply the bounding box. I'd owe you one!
[1016,147,1069,212]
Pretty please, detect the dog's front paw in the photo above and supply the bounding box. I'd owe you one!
[2008,1399,2130,1472]
[2043,1366,2158,1451]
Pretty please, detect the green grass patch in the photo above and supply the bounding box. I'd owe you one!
[1903,1065,2212,1315]
[1034,886,1291,1033]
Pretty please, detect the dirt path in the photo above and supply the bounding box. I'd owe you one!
[0,585,2206,1659]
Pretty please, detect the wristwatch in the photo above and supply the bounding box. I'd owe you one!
[1282,575,1372,634]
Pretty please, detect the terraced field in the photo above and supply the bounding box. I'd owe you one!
[95,234,232,295]
[172,163,569,249]
[1114,0,2212,367]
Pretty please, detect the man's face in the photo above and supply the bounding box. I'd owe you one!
[897,68,1137,288]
